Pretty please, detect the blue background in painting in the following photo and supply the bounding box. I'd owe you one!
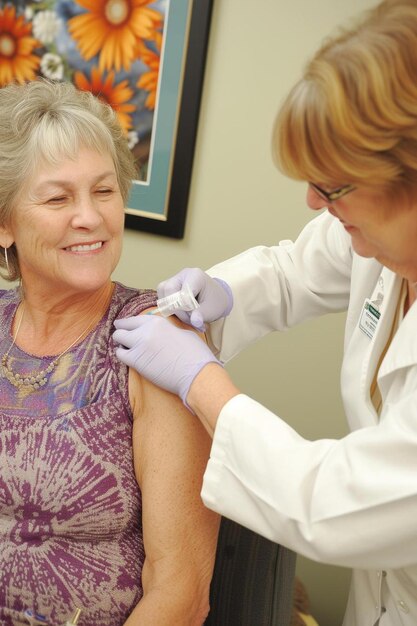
[54,0,167,147]
[53,0,187,218]
[127,0,191,218]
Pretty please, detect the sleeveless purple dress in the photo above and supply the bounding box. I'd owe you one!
[0,282,156,626]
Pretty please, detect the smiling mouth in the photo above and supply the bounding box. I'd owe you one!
[65,242,103,252]
[330,213,354,230]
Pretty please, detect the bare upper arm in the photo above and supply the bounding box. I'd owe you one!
[128,315,219,599]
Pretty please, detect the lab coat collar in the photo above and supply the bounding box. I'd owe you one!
[360,268,402,402]
[379,294,417,378]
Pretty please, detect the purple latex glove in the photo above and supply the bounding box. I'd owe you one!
[113,315,222,406]
[157,268,233,331]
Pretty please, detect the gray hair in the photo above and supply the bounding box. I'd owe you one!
[0,78,137,282]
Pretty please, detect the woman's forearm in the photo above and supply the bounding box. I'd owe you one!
[123,575,212,625]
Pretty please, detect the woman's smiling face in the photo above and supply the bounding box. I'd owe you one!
[3,146,125,298]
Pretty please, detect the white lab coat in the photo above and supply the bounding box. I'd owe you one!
[201,210,417,626]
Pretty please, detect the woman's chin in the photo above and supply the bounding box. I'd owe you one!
[350,236,376,259]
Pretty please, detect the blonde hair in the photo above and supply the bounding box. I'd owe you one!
[0,78,137,282]
[273,0,417,191]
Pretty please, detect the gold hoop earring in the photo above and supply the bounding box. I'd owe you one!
[4,246,10,278]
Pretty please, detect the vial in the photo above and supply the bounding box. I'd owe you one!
[154,283,199,317]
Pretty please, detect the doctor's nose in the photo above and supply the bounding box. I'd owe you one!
[306,184,328,211]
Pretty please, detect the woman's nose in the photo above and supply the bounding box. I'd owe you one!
[71,198,103,229]
[306,184,328,211]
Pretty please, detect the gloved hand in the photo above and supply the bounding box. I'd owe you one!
[157,268,233,331]
[113,315,222,406]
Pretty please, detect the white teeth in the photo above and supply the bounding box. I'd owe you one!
[67,242,103,252]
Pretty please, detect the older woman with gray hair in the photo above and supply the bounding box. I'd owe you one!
[0,79,219,626]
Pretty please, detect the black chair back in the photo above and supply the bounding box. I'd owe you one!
[204,517,296,625]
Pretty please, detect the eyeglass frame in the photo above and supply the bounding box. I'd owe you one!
[309,182,356,202]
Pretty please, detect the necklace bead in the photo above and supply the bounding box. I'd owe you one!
[1,353,54,391]
[1,302,95,393]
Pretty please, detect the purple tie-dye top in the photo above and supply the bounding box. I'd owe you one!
[0,282,156,626]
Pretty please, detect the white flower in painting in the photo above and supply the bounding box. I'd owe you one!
[24,7,34,20]
[127,131,139,150]
[40,53,64,81]
[32,10,62,45]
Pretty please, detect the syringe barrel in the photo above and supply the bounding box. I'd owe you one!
[155,283,199,317]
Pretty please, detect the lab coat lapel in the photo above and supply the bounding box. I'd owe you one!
[362,269,402,391]
[342,268,402,431]
[378,296,417,398]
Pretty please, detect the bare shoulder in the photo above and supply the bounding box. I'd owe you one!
[141,307,206,338]
[127,312,209,483]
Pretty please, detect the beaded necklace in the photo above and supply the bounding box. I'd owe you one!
[1,303,97,392]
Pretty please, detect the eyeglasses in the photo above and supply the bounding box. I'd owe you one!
[309,182,356,203]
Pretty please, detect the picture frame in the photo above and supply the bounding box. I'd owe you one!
[2,0,213,239]
[125,0,214,238]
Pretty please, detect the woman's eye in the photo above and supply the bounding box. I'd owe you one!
[96,188,113,195]
[47,196,66,204]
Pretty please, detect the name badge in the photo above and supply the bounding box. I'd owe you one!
[359,299,380,339]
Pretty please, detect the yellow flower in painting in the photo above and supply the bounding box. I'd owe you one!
[0,5,41,86]
[68,0,163,72]
[74,67,136,132]
[136,37,160,110]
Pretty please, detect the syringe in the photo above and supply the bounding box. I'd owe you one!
[150,283,199,318]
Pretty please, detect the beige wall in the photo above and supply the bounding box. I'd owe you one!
[0,1,378,624]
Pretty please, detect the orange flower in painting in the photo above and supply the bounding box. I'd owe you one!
[68,0,163,72]
[74,67,136,132]
[136,37,161,110]
[0,5,41,86]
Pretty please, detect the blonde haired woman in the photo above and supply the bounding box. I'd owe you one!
[114,2,417,625]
